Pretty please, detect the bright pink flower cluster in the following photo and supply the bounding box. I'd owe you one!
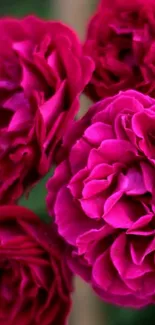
[3,0,155,318]
[47,90,155,308]
[0,14,94,324]
[84,0,155,101]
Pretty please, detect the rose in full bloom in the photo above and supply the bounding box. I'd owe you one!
[47,90,155,308]
[0,205,72,324]
[84,0,155,101]
[0,16,94,203]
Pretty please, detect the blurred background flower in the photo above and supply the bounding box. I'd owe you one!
[0,205,73,324]
[2,0,155,324]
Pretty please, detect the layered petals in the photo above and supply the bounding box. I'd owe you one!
[84,0,155,100]
[0,205,72,324]
[0,16,94,203]
[47,90,155,307]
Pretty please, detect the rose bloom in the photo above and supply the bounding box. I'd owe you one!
[47,90,155,308]
[0,205,72,324]
[0,16,94,203]
[84,0,155,101]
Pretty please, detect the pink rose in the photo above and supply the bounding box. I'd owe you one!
[0,205,72,324]
[47,90,155,308]
[84,0,155,101]
[0,16,94,203]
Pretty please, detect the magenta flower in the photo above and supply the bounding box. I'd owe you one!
[0,205,72,324]
[84,0,155,101]
[0,16,94,203]
[47,90,155,308]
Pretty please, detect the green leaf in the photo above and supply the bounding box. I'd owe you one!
[19,170,53,223]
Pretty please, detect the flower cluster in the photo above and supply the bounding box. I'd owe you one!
[0,14,93,324]
[2,0,155,320]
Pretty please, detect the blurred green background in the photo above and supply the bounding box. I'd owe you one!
[1,0,155,324]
